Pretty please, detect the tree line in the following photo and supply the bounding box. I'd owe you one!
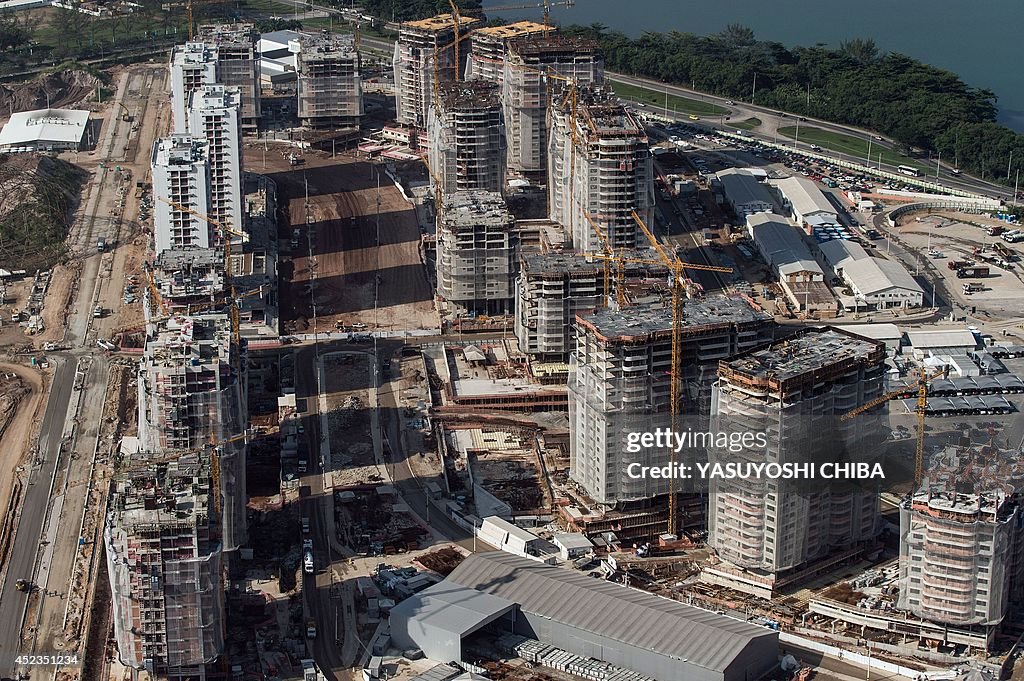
[562,23,1023,187]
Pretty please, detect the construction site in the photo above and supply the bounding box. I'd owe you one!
[296,33,363,129]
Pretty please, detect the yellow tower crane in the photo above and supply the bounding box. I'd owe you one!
[841,367,948,488]
[448,0,463,82]
[631,209,733,535]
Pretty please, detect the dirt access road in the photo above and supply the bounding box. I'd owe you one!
[263,147,436,334]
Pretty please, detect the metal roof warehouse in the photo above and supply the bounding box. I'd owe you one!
[0,108,91,152]
[391,552,779,681]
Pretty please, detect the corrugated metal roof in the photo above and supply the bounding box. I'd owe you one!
[446,552,776,673]
[820,240,868,269]
[390,581,517,637]
[838,323,902,342]
[716,169,776,208]
[907,329,978,350]
[747,214,823,277]
[774,176,837,219]
[843,257,923,296]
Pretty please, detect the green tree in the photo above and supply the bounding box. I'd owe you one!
[839,37,879,64]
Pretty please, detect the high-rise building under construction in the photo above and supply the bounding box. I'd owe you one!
[705,328,886,597]
[568,297,773,505]
[105,452,225,679]
[393,14,481,128]
[297,32,363,128]
[548,85,654,251]
[427,80,505,196]
[503,37,603,177]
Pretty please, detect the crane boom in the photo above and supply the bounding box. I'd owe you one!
[840,367,946,486]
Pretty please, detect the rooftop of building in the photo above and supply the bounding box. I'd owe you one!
[196,22,258,45]
[172,41,216,65]
[445,552,779,675]
[719,169,777,208]
[773,175,837,217]
[843,256,924,296]
[472,20,548,40]
[908,489,1013,521]
[0,108,89,147]
[720,327,882,385]
[819,239,869,267]
[113,453,212,528]
[521,251,600,276]
[298,32,357,58]
[152,134,207,167]
[577,296,770,343]
[906,328,979,350]
[402,13,481,34]
[154,247,223,270]
[143,314,232,367]
[188,83,241,111]
[508,35,600,57]
[441,191,512,228]
[438,80,500,109]
[573,86,644,136]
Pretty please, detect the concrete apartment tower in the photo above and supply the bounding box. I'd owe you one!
[548,85,655,251]
[568,298,773,506]
[393,14,481,128]
[899,490,1024,639]
[187,84,244,235]
[105,454,225,679]
[170,42,218,134]
[297,32,363,128]
[427,80,505,196]
[196,24,261,133]
[152,135,212,257]
[503,36,603,178]
[136,313,247,551]
[436,191,518,315]
[514,252,605,360]
[465,20,549,86]
[705,328,886,598]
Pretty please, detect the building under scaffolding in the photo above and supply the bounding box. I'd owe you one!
[513,249,667,361]
[568,297,773,506]
[296,32,362,128]
[548,85,654,251]
[427,80,504,196]
[393,14,482,128]
[899,490,1024,633]
[436,191,518,315]
[105,452,225,680]
[503,36,603,178]
[465,21,549,86]
[704,327,886,598]
[136,313,247,550]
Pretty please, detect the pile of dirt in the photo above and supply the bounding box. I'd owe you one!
[0,153,84,270]
[0,68,104,117]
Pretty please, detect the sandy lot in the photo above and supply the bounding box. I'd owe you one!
[261,147,437,334]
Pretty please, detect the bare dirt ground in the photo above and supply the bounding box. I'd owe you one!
[0,362,44,579]
[260,147,437,334]
[322,352,380,488]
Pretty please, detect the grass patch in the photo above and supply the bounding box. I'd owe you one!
[732,117,761,130]
[777,126,926,170]
[608,79,727,116]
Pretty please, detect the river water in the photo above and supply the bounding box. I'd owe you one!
[483,0,1024,132]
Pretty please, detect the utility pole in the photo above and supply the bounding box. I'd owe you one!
[867,137,872,168]
[750,72,757,104]
[1009,149,1015,181]
[936,150,941,179]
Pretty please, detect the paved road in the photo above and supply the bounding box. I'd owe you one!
[0,67,148,679]
[606,72,1015,203]
[0,355,76,675]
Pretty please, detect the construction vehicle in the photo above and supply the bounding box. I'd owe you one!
[289,153,304,167]
[841,367,947,487]
[957,265,990,278]
[97,237,107,252]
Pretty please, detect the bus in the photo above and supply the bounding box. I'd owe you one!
[898,165,922,177]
